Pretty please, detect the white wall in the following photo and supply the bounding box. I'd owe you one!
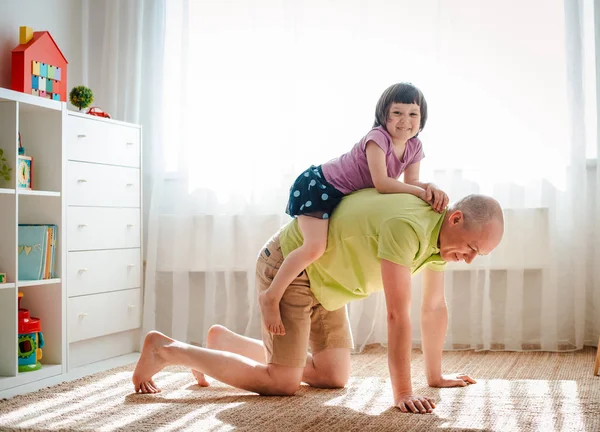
[0,0,82,91]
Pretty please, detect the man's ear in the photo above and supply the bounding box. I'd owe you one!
[449,210,463,226]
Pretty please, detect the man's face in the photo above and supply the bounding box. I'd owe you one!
[438,211,503,263]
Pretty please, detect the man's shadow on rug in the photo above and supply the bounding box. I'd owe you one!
[124,384,488,431]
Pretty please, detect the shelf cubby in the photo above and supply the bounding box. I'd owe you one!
[0,87,65,394]
[18,105,62,194]
[18,284,64,369]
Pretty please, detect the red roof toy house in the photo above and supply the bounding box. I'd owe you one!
[11,27,68,102]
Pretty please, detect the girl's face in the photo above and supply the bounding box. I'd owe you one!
[385,102,421,144]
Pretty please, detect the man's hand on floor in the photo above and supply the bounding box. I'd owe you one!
[429,373,477,388]
[394,392,437,414]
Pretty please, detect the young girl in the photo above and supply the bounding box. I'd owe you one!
[259,82,449,335]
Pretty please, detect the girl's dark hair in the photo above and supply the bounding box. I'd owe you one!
[373,82,428,134]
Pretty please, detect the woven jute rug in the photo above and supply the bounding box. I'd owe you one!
[1,346,599,432]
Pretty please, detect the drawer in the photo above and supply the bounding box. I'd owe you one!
[67,161,140,207]
[66,114,140,167]
[67,249,141,297]
[68,288,142,343]
[67,207,140,251]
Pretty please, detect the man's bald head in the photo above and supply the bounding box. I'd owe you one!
[451,194,504,233]
[438,194,504,263]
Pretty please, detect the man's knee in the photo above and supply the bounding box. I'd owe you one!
[328,368,350,388]
[263,365,303,396]
[310,348,351,388]
[270,380,301,396]
[317,366,349,388]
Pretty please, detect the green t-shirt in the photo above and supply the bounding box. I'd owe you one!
[280,189,447,311]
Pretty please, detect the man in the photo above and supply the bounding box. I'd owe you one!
[133,189,504,414]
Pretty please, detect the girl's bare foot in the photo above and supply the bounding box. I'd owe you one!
[258,291,286,335]
[132,331,172,393]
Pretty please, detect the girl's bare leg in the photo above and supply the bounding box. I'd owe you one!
[259,216,329,335]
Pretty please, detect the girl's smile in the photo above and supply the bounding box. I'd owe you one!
[386,102,421,145]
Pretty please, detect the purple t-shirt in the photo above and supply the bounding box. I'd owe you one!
[321,126,425,194]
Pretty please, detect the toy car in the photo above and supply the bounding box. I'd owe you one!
[86,107,111,119]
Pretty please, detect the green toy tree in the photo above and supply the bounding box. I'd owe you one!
[0,149,11,182]
[69,86,94,111]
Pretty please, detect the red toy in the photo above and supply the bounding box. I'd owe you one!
[11,27,68,102]
[86,107,111,119]
[17,292,45,372]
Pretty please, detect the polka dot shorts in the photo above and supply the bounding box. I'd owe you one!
[285,165,345,219]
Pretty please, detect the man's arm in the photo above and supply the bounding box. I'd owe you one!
[420,269,448,386]
[381,259,435,413]
[421,269,477,387]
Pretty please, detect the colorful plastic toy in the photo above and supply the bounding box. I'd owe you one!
[17,292,44,372]
[17,133,33,190]
[17,156,32,190]
[11,26,68,102]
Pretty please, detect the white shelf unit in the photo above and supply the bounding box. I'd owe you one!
[0,87,143,399]
[0,87,66,392]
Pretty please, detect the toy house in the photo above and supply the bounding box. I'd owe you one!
[11,27,68,102]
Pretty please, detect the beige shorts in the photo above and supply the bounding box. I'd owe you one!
[256,232,353,368]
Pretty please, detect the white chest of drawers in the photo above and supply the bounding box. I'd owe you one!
[65,112,143,369]
[0,88,144,399]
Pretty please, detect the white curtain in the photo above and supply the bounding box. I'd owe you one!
[139,0,600,352]
[81,0,166,253]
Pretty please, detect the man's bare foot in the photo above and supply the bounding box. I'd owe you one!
[132,331,172,394]
[258,291,285,335]
[192,369,210,387]
[190,325,234,385]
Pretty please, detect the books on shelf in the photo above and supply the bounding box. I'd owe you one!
[18,224,57,280]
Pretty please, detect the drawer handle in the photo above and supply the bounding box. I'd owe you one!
[126,142,134,146]
[78,268,88,273]
[78,224,88,228]
[77,134,87,138]
[128,304,136,309]
[127,224,135,228]
[78,313,88,318]
[127,264,136,268]
[126,183,134,187]
[78,179,88,183]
